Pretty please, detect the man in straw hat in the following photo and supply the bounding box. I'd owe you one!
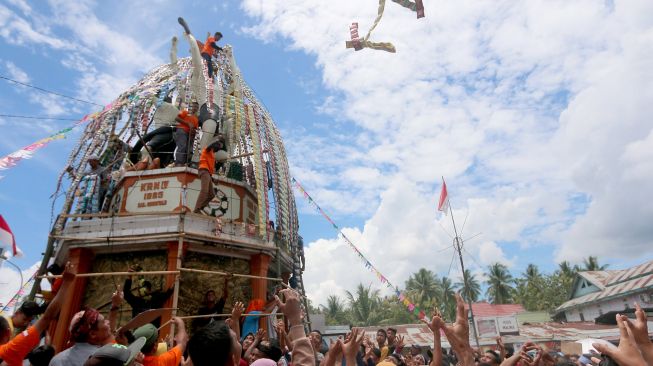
[193,135,227,214]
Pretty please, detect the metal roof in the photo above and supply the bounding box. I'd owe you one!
[356,322,635,348]
[556,260,653,313]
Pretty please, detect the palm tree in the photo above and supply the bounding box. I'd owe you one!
[582,256,608,271]
[557,261,576,278]
[454,269,481,303]
[485,263,514,304]
[323,295,347,325]
[523,264,541,283]
[405,268,440,306]
[346,283,382,326]
[438,276,456,320]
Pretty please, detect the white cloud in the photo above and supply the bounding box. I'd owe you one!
[0,261,40,313]
[2,60,30,83]
[243,0,653,302]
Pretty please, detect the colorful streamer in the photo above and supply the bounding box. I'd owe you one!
[291,177,427,320]
[346,0,425,53]
[0,102,114,180]
[0,269,37,315]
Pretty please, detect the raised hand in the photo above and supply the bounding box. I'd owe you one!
[111,285,124,308]
[439,293,473,365]
[395,334,405,349]
[276,289,302,326]
[626,303,653,365]
[593,314,647,366]
[254,328,265,342]
[342,328,365,364]
[518,342,542,366]
[325,338,344,366]
[496,336,506,361]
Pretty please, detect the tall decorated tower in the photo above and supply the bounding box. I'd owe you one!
[29,29,307,350]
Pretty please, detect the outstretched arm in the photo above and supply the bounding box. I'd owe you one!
[276,289,315,366]
[109,285,124,333]
[35,262,76,333]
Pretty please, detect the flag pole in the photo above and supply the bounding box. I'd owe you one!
[443,177,480,348]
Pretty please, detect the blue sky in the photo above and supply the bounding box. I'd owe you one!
[1,0,653,308]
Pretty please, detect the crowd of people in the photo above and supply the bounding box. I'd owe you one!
[1,262,651,366]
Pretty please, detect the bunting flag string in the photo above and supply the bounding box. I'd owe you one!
[0,269,37,315]
[346,0,425,53]
[0,102,114,180]
[291,177,427,320]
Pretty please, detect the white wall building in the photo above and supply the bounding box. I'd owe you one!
[555,260,653,322]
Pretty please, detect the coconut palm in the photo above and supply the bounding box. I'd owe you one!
[454,269,481,303]
[438,276,457,320]
[582,256,608,271]
[346,283,382,326]
[485,263,514,304]
[323,295,347,325]
[523,264,541,283]
[405,268,440,307]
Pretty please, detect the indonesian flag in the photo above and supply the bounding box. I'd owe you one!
[438,178,450,215]
[0,215,21,257]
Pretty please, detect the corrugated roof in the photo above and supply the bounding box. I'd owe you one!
[464,302,526,317]
[355,322,641,347]
[556,260,653,313]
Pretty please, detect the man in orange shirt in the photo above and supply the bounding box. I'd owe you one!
[201,32,222,78]
[173,102,199,167]
[0,262,75,366]
[193,135,226,213]
[133,317,187,366]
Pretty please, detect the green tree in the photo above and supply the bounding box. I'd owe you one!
[346,283,383,326]
[582,256,608,271]
[323,295,348,325]
[454,269,481,303]
[405,268,440,309]
[485,263,514,304]
[437,276,457,321]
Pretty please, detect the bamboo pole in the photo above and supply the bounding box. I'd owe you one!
[169,212,185,337]
[158,312,282,330]
[38,270,179,279]
[179,267,281,281]
[50,233,185,242]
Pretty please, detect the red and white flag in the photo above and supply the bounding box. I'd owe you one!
[438,178,450,215]
[0,215,21,257]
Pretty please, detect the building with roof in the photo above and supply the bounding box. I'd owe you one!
[554,260,653,322]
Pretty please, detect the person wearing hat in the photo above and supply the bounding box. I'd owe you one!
[0,262,76,366]
[193,135,227,214]
[133,317,187,366]
[49,307,114,366]
[83,337,146,366]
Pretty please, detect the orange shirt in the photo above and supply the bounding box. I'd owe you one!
[201,36,216,55]
[199,147,215,175]
[176,110,198,133]
[142,345,182,366]
[0,326,40,366]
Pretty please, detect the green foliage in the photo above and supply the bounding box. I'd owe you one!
[485,263,514,304]
[454,269,481,304]
[317,257,602,326]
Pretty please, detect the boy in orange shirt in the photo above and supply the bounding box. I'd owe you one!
[0,262,75,366]
[173,102,199,167]
[193,135,226,213]
[201,32,223,78]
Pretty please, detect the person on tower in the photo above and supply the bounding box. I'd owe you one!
[123,266,174,327]
[173,101,199,167]
[193,135,227,214]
